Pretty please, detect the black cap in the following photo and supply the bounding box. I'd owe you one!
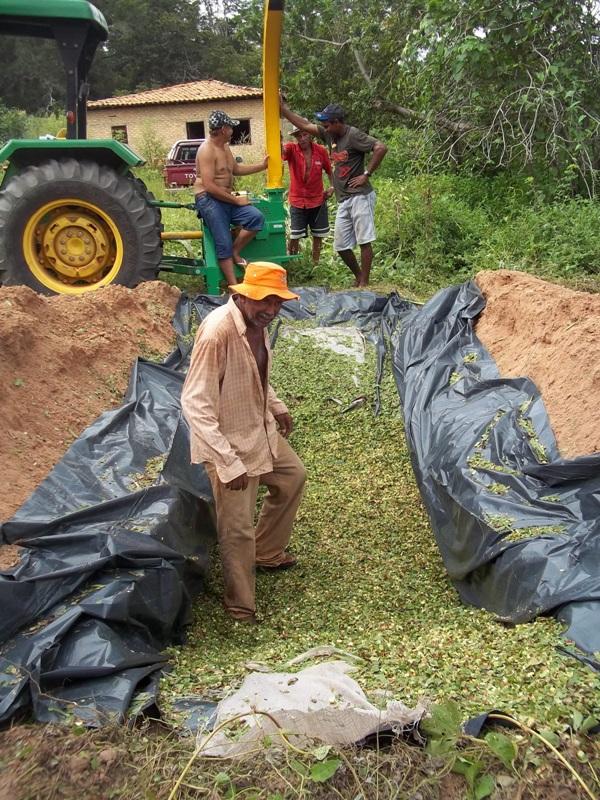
[208,110,240,131]
[315,103,345,122]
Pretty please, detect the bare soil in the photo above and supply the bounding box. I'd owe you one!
[475,269,600,459]
[0,281,181,568]
[0,721,596,800]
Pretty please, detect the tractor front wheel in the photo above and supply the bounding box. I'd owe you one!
[0,159,162,295]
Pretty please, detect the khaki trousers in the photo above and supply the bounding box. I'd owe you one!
[204,435,306,619]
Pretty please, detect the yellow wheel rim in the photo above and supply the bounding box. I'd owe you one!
[23,199,124,295]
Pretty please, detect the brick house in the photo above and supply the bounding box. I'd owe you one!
[87,79,265,158]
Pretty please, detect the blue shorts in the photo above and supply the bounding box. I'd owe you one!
[195,193,264,259]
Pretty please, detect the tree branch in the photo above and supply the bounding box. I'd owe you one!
[297,33,350,48]
[351,46,372,86]
[373,97,474,134]
[349,42,474,135]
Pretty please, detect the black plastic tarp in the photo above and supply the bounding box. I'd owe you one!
[1,282,598,727]
[392,280,600,662]
[0,357,215,724]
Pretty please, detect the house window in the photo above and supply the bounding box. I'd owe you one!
[231,119,251,145]
[186,121,206,139]
[111,125,128,143]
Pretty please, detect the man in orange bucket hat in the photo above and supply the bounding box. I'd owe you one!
[181,262,305,624]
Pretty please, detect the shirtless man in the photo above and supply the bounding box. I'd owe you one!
[194,110,269,287]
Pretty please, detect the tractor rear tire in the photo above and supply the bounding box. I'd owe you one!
[0,159,162,295]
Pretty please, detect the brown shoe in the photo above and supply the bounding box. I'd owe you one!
[256,552,298,572]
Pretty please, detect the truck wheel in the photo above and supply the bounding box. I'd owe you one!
[0,159,162,295]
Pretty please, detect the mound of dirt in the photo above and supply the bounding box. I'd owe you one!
[0,281,181,565]
[475,269,600,459]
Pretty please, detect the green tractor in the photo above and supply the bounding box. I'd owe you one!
[0,0,290,296]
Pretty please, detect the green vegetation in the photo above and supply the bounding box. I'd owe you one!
[0,103,27,142]
[134,166,600,301]
[504,525,567,544]
[128,454,168,492]
[467,453,519,476]
[516,399,550,464]
[0,107,63,142]
[280,0,600,194]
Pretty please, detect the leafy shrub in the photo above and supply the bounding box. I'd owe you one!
[0,103,27,145]
[368,172,600,294]
[138,123,168,169]
[373,125,436,180]
[24,112,64,139]
[373,175,491,293]
[472,199,600,276]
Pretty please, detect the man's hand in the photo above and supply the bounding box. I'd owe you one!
[225,472,249,490]
[261,154,269,171]
[275,412,293,438]
[324,187,335,200]
[348,173,370,189]
[235,194,250,206]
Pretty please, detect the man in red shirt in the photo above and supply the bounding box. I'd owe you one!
[283,127,334,265]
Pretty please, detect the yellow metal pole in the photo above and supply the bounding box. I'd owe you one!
[262,0,284,189]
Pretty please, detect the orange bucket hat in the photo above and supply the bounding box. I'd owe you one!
[230,262,299,301]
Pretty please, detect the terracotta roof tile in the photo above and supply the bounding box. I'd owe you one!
[89,79,262,109]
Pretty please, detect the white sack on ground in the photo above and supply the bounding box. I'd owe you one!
[197,660,428,758]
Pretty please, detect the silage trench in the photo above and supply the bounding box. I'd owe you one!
[165,285,599,732]
[0,280,599,730]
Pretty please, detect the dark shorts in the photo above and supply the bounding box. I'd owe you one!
[195,193,264,259]
[289,203,329,240]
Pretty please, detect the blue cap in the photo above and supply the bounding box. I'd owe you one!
[315,103,345,122]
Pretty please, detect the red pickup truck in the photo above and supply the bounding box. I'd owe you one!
[162,139,204,189]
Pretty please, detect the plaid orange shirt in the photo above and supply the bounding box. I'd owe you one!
[181,298,289,483]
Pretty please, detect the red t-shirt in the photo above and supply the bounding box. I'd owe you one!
[282,141,332,208]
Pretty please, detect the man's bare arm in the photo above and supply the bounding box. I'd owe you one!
[280,97,320,138]
[233,155,269,176]
[367,141,388,173]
